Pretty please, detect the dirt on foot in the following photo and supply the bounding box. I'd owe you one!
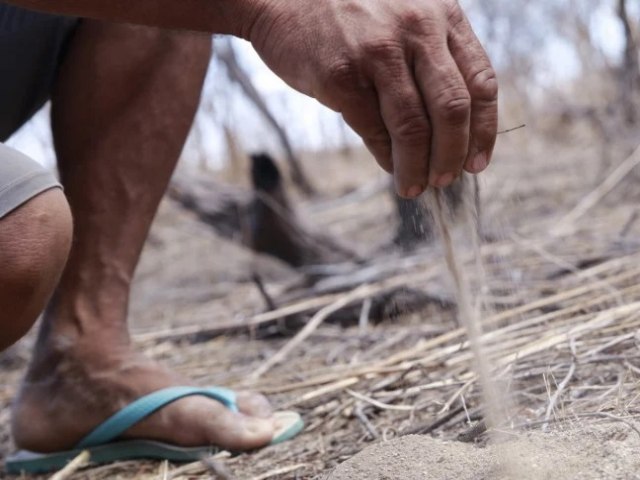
[328,424,640,480]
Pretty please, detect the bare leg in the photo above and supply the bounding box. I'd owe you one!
[12,21,274,453]
[0,189,71,351]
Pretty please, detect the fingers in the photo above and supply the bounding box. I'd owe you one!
[340,40,473,197]
[339,88,394,174]
[373,56,432,197]
[312,1,497,194]
[318,62,394,173]
[447,6,499,173]
[413,44,470,188]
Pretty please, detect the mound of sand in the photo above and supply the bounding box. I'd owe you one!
[329,425,640,480]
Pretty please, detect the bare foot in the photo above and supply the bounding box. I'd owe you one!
[11,338,275,453]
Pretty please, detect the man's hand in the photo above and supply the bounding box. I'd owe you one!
[248,0,498,197]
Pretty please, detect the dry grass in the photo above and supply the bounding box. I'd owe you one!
[1,130,640,479]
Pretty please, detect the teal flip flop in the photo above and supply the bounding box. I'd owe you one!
[5,386,304,475]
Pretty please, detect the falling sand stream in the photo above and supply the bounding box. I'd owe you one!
[423,185,520,476]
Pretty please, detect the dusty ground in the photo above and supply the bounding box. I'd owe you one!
[330,425,640,480]
[1,124,640,479]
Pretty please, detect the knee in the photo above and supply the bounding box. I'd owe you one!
[0,189,72,350]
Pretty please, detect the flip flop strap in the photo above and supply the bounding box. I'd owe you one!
[75,386,238,449]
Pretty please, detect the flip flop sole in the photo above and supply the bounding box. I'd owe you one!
[6,440,219,474]
[5,411,304,475]
[271,411,305,444]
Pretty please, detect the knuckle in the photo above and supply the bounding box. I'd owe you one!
[365,128,391,147]
[362,39,404,63]
[392,110,431,143]
[399,6,446,36]
[399,8,427,31]
[435,90,471,124]
[325,59,361,91]
[468,67,499,102]
[443,0,464,24]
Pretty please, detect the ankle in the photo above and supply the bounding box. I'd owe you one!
[26,314,131,383]
[40,284,131,338]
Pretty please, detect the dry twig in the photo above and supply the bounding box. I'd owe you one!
[49,451,90,480]
[250,284,374,379]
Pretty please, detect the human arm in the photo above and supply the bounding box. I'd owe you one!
[9,0,497,197]
[5,0,261,35]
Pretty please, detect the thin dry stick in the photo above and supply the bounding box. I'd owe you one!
[251,272,277,311]
[167,453,231,479]
[200,456,236,480]
[282,377,360,408]
[250,284,373,380]
[439,378,475,414]
[135,234,640,344]
[510,233,624,306]
[259,288,640,398]
[581,332,637,359]
[365,262,640,373]
[495,303,640,368]
[400,405,467,436]
[542,361,577,431]
[555,144,640,232]
[345,388,415,411]
[158,460,169,480]
[49,450,90,480]
[359,297,372,333]
[593,412,640,439]
[138,258,446,344]
[354,403,380,439]
[514,413,640,431]
[497,124,526,135]
[620,210,639,238]
[250,464,308,480]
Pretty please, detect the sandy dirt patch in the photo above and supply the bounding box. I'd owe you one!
[329,425,640,480]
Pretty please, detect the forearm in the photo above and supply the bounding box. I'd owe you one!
[5,0,264,37]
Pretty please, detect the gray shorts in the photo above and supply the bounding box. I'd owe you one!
[0,143,60,218]
[0,3,75,217]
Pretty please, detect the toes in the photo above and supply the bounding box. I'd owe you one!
[126,394,275,451]
[235,415,275,448]
[201,409,275,451]
[235,391,273,419]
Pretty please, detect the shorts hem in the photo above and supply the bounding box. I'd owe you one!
[0,169,61,218]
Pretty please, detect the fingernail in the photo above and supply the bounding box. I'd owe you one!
[433,172,456,188]
[405,185,424,198]
[470,152,488,173]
